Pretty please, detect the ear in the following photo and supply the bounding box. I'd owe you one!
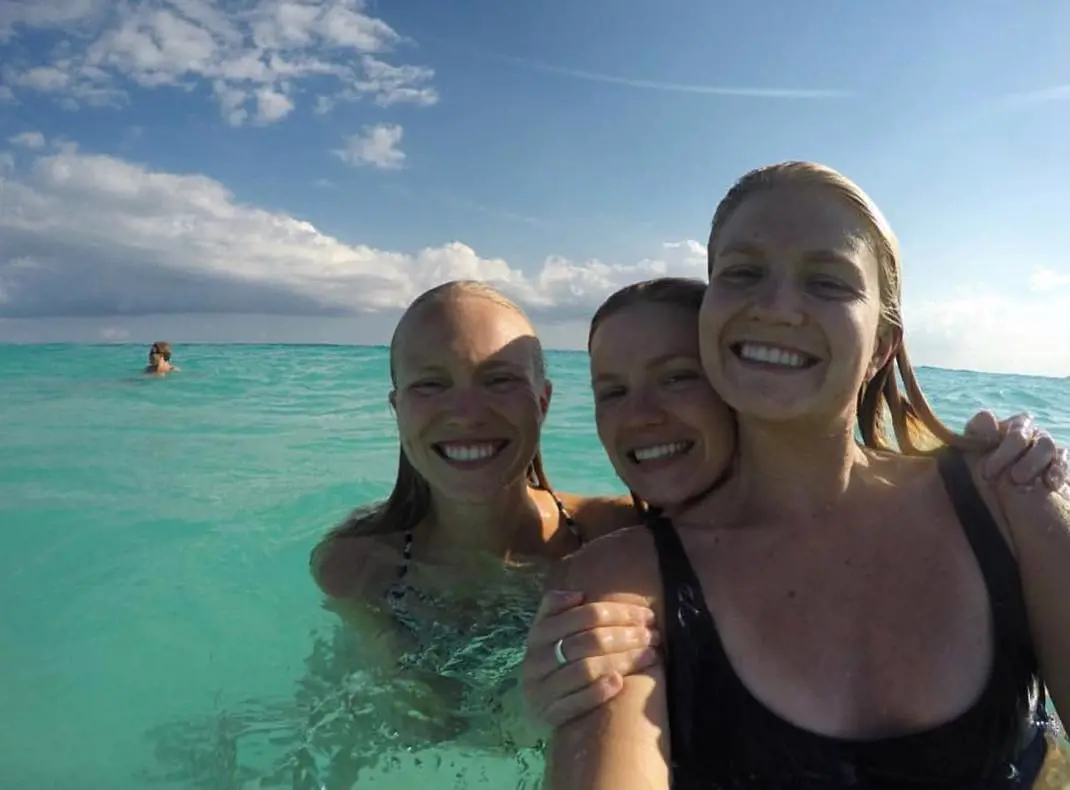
[867,324,901,381]
[538,379,553,424]
[388,389,397,411]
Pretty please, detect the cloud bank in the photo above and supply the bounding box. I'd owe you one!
[1,137,1068,377]
[0,138,706,320]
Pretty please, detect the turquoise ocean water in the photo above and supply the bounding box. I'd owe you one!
[2,343,1068,789]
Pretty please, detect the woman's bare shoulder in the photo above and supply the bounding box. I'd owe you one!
[557,522,660,607]
[554,491,639,541]
[310,531,404,600]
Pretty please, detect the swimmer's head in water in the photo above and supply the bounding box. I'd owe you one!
[588,278,735,511]
[386,280,552,509]
[148,341,172,363]
[701,161,961,454]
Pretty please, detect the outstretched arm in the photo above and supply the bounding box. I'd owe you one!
[541,529,671,790]
[989,481,1070,724]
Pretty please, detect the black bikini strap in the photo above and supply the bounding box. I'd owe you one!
[935,448,1032,653]
[643,509,718,760]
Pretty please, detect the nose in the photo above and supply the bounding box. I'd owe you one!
[748,270,803,326]
[622,387,665,429]
[443,385,489,426]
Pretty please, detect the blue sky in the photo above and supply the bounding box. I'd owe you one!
[1,0,1069,375]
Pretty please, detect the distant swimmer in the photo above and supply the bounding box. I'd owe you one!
[144,341,177,375]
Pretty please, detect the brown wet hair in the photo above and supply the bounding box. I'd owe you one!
[588,276,708,350]
[149,342,172,362]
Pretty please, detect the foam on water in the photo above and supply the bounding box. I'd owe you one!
[1,344,1067,788]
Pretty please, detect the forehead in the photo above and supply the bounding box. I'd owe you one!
[713,184,873,261]
[395,295,536,371]
[590,302,700,369]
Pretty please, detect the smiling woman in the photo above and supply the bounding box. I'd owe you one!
[536,163,1070,790]
[307,279,641,754]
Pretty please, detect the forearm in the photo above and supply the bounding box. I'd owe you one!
[999,486,1070,718]
[544,671,671,790]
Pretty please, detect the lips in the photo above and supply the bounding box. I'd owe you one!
[432,440,509,463]
[730,341,820,369]
[626,440,694,464]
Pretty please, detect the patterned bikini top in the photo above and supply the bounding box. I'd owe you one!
[383,493,581,690]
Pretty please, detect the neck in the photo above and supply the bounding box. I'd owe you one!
[730,412,866,521]
[425,479,543,558]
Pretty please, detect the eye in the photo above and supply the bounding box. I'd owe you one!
[663,370,701,387]
[485,373,523,391]
[808,276,857,297]
[715,264,762,284]
[409,380,446,394]
[594,385,625,403]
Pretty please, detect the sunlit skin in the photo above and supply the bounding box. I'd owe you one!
[390,295,551,550]
[310,288,639,759]
[537,176,1070,790]
[701,183,892,432]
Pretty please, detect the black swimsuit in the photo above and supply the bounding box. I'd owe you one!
[648,448,1051,789]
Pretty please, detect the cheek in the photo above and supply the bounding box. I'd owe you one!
[837,307,882,367]
[502,388,544,431]
[698,296,728,361]
[394,398,430,439]
[593,404,615,446]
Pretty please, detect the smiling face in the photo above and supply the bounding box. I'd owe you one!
[700,181,894,426]
[389,292,550,503]
[590,300,735,509]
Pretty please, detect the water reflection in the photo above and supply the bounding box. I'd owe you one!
[138,625,545,789]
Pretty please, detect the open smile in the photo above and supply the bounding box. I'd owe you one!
[432,440,510,466]
[627,440,694,465]
[730,341,820,370]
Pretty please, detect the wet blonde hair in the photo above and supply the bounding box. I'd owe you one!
[707,161,978,455]
[326,280,552,541]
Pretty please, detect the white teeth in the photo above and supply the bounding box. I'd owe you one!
[632,441,690,463]
[738,342,808,369]
[439,443,501,462]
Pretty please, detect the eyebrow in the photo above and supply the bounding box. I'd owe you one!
[592,353,695,384]
[406,358,526,376]
[717,241,862,271]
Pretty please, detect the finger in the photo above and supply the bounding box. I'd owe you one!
[525,591,586,655]
[964,409,1000,443]
[1008,431,1058,486]
[546,646,661,700]
[527,601,656,653]
[982,418,1036,479]
[1044,449,1069,491]
[532,647,661,725]
[532,590,584,626]
[523,622,658,684]
[540,673,625,728]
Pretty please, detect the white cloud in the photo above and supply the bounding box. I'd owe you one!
[903,286,1070,377]
[0,0,438,123]
[0,143,702,324]
[8,131,45,149]
[1028,267,1070,292]
[334,123,405,169]
[0,142,1066,377]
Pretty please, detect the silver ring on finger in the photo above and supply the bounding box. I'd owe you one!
[553,637,568,667]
